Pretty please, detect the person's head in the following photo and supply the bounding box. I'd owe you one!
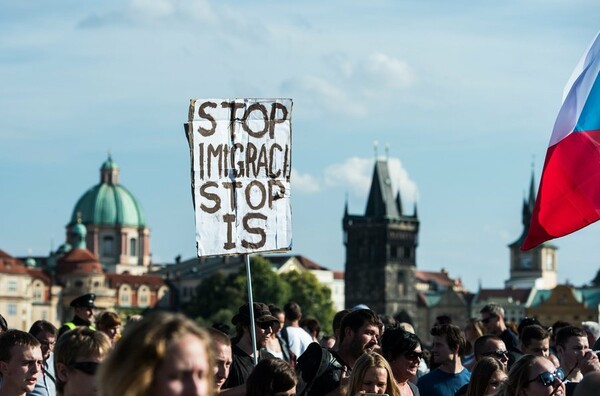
[494,355,565,396]
[70,293,97,323]
[520,325,550,357]
[283,302,302,322]
[555,326,588,374]
[338,309,383,360]
[480,304,506,334]
[301,317,320,340]
[332,309,351,341]
[380,326,423,383]
[95,311,122,344]
[28,320,57,361]
[474,335,509,369]
[581,321,600,350]
[0,330,43,395]
[518,317,543,338]
[550,321,571,347]
[347,352,400,396]
[466,357,507,396]
[246,358,297,396]
[54,327,111,396]
[320,335,336,349]
[98,311,213,396]
[232,302,278,349]
[573,371,600,396]
[207,327,232,392]
[269,305,285,333]
[464,318,485,343]
[430,324,467,365]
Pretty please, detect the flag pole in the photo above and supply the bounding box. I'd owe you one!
[245,253,259,365]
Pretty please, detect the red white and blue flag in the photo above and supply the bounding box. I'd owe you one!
[522,31,600,250]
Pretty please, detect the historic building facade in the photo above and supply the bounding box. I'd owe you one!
[343,159,420,324]
[1,157,170,331]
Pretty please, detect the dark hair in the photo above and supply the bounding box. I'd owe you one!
[246,358,297,396]
[0,329,40,362]
[466,357,506,396]
[269,305,284,318]
[551,321,571,343]
[332,309,351,335]
[0,314,7,332]
[436,315,453,325]
[430,324,466,356]
[283,302,302,321]
[339,309,382,344]
[29,320,58,338]
[555,326,587,347]
[520,325,549,348]
[518,317,542,337]
[380,326,422,362]
[301,318,320,337]
[474,335,503,358]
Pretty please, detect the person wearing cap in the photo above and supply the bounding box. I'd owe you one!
[222,302,277,390]
[57,294,97,339]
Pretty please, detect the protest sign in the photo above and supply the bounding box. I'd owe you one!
[185,98,293,257]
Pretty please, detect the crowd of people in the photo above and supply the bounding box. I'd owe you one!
[1,295,600,396]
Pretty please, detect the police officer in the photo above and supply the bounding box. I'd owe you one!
[58,294,97,338]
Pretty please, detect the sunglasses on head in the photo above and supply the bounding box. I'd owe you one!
[482,350,509,359]
[69,361,100,375]
[404,351,424,360]
[527,368,565,387]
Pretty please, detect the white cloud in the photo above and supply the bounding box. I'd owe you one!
[324,156,419,208]
[324,157,373,195]
[281,76,367,118]
[291,168,321,194]
[285,52,414,119]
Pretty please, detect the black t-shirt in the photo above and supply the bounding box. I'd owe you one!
[222,344,272,389]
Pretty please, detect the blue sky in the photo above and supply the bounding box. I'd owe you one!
[2,0,600,291]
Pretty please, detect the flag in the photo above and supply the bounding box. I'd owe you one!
[522,31,600,250]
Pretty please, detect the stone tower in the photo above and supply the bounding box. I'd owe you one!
[343,159,419,323]
[507,169,558,289]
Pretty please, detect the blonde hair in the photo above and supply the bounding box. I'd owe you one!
[97,311,214,396]
[494,355,546,396]
[347,352,401,396]
[54,327,111,393]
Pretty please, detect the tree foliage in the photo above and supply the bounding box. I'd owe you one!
[183,256,335,335]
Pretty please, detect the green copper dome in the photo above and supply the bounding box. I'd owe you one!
[69,157,146,227]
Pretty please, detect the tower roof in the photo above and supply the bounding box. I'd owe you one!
[364,160,401,219]
[69,156,146,228]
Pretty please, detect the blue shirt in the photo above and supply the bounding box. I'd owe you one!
[417,367,470,396]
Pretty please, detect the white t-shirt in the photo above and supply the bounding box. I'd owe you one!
[284,326,315,357]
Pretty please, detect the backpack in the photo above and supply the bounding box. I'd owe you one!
[295,343,343,396]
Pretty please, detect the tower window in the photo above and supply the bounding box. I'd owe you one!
[130,238,137,257]
[102,236,114,256]
[390,246,397,259]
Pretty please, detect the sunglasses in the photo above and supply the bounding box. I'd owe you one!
[404,351,424,360]
[481,350,509,359]
[527,368,565,387]
[69,361,100,375]
[256,321,274,330]
[481,316,496,324]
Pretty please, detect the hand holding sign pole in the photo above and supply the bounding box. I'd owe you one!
[185,98,293,364]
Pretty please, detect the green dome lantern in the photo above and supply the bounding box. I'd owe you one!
[69,156,146,228]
